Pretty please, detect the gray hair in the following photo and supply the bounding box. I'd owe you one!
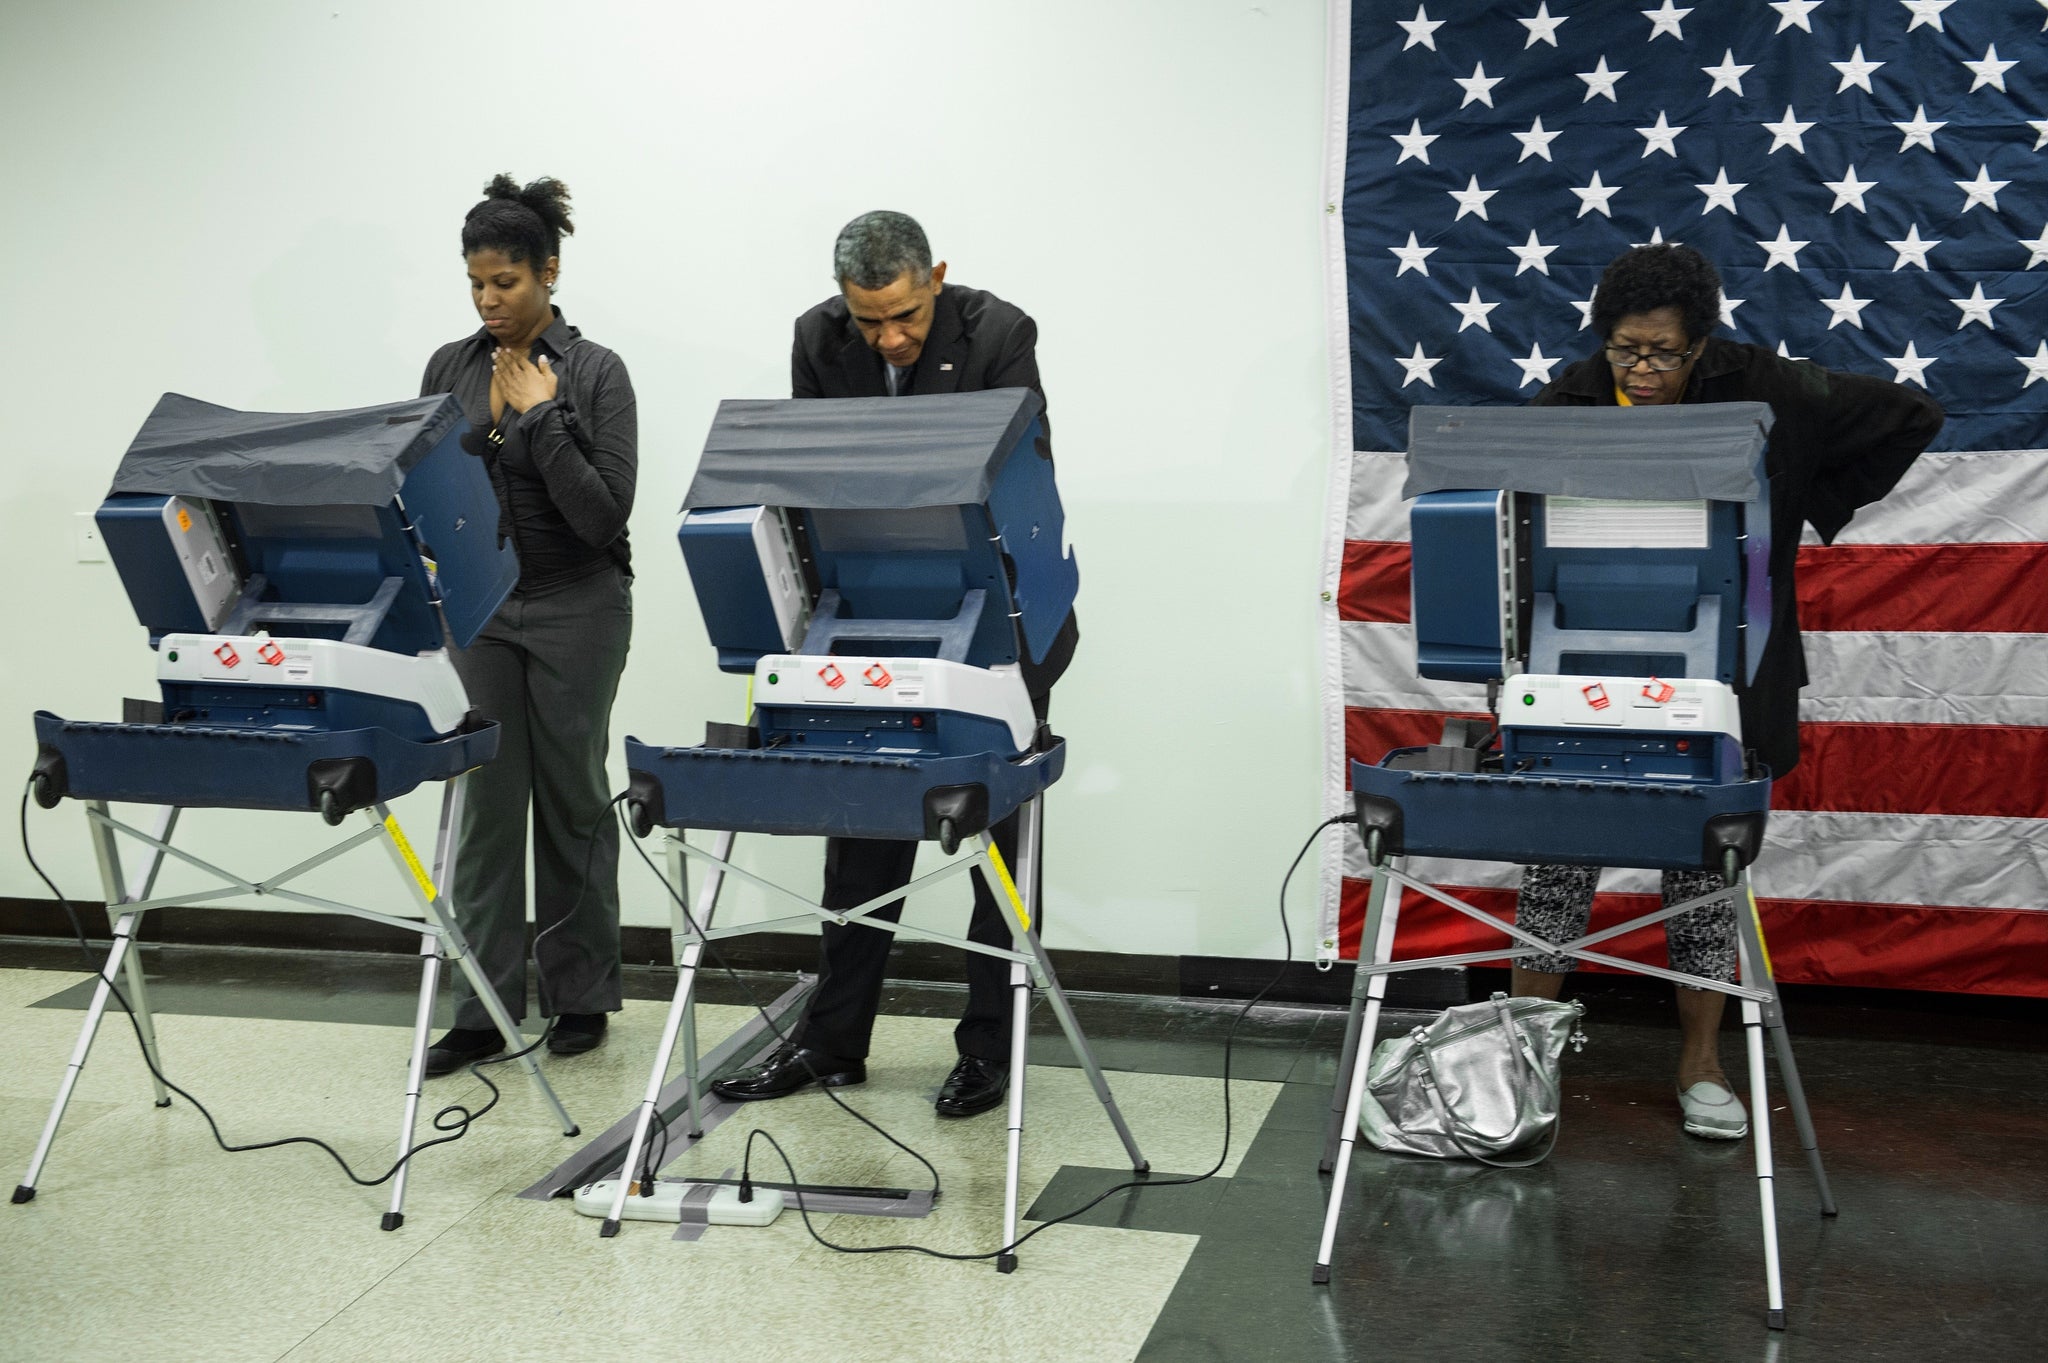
[833,211,932,290]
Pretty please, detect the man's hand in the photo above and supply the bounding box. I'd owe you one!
[493,348,559,414]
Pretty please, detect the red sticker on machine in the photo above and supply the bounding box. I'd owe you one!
[213,643,240,668]
[863,663,893,688]
[817,664,846,690]
[1581,682,1610,711]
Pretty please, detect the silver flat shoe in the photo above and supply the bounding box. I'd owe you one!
[1678,1080,1750,1139]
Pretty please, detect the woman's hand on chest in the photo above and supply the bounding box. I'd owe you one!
[492,347,560,417]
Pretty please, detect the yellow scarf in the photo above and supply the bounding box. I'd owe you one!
[1614,386,1633,406]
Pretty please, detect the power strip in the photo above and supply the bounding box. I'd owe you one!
[571,1178,785,1227]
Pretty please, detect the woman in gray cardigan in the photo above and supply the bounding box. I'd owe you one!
[417,174,638,1075]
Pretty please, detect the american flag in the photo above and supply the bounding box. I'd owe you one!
[1319,0,2048,995]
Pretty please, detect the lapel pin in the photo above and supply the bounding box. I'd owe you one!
[940,362,954,371]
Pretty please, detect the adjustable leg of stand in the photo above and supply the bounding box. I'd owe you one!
[667,831,733,1140]
[1321,867,1397,1174]
[15,909,151,1204]
[373,796,578,1138]
[1313,865,1401,1283]
[384,934,443,1231]
[1742,992,1787,1330]
[996,952,1031,1274]
[602,936,706,1237]
[1734,881,1836,1218]
[998,801,1147,1174]
[86,803,171,1107]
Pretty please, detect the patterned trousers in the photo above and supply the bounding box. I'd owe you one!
[1514,864,1737,987]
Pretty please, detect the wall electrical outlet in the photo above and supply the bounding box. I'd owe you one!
[75,512,108,563]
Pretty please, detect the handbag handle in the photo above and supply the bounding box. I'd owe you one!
[1413,998,1563,1169]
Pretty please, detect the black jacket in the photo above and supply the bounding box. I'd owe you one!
[790,282,1076,698]
[1534,337,1944,777]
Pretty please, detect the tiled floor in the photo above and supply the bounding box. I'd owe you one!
[0,941,2043,1362]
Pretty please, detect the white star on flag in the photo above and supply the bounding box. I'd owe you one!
[1637,112,1685,158]
[1763,107,1814,155]
[1519,2,1567,47]
[1963,45,2017,94]
[1451,287,1500,332]
[2030,119,2048,151]
[1696,168,1746,214]
[1901,1,1954,33]
[1951,283,2003,330]
[1395,342,1442,388]
[1389,232,1436,277]
[1893,107,1945,154]
[1643,2,1691,40]
[1571,293,1597,328]
[1633,226,1676,248]
[1571,170,1621,218]
[1775,340,1808,362]
[1758,226,1810,272]
[1397,5,1443,51]
[1703,51,1754,98]
[1509,229,1559,276]
[2018,342,2048,389]
[1578,56,1625,103]
[1719,295,1745,329]
[1768,0,1820,33]
[1831,45,1883,95]
[1886,224,1940,271]
[1824,165,1878,213]
[1391,119,1439,165]
[1513,116,1562,163]
[1822,282,1873,330]
[2021,223,2048,269]
[1457,63,1503,109]
[1957,166,2008,214]
[1513,342,1562,387]
[1885,341,1937,387]
[1449,175,1497,221]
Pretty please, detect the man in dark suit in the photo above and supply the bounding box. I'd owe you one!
[713,211,1076,1118]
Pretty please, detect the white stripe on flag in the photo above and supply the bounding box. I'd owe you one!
[1800,633,2048,728]
[1337,811,2048,913]
[1344,452,1411,543]
[1804,449,2048,546]
[1339,622,1490,712]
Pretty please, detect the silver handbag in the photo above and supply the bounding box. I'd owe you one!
[1358,993,1587,1168]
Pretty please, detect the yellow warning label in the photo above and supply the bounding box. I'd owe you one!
[384,815,437,902]
[1747,884,1773,977]
[176,506,192,532]
[984,841,1031,933]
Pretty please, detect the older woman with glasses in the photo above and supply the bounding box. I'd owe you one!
[1515,244,1942,1139]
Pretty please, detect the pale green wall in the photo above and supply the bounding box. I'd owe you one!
[0,0,1333,961]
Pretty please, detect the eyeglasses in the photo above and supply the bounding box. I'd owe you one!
[1603,343,1697,372]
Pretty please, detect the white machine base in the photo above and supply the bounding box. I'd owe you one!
[572,1178,785,1227]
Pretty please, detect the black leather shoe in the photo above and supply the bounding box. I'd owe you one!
[935,1055,1008,1118]
[710,1044,865,1101]
[424,1027,505,1077]
[547,1013,608,1056]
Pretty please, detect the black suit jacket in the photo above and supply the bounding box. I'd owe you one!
[790,282,1075,701]
[1535,337,1942,778]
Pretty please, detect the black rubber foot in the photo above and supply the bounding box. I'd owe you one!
[380,1212,404,1231]
[1133,1162,1151,1178]
[996,1253,1018,1274]
[1312,1264,1331,1285]
[154,1098,173,1109]
[1317,1159,1334,1175]
[1767,1309,1786,1331]
[1822,1205,1840,1218]
[599,1218,621,1239]
[565,1126,582,1138]
[11,1185,34,1204]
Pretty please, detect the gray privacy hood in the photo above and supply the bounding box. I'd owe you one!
[1403,402,1773,501]
[109,392,467,506]
[681,388,1047,510]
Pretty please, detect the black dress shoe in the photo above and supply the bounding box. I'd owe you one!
[424,1027,505,1078]
[935,1055,1008,1118]
[710,1044,866,1102]
[548,1013,608,1056]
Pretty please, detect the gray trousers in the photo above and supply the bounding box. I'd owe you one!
[448,565,632,1029]
[1515,864,1736,987]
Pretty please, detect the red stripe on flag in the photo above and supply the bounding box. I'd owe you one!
[1338,541,1409,623]
[1337,877,2048,998]
[1798,542,2048,633]
[1343,706,1491,777]
[1774,724,2048,819]
[1348,707,2048,818]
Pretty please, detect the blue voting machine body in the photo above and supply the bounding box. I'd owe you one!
[32,392,514,820]
[626,387,1073,847]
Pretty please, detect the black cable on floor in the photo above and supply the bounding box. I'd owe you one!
[624,807,1354,1262]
